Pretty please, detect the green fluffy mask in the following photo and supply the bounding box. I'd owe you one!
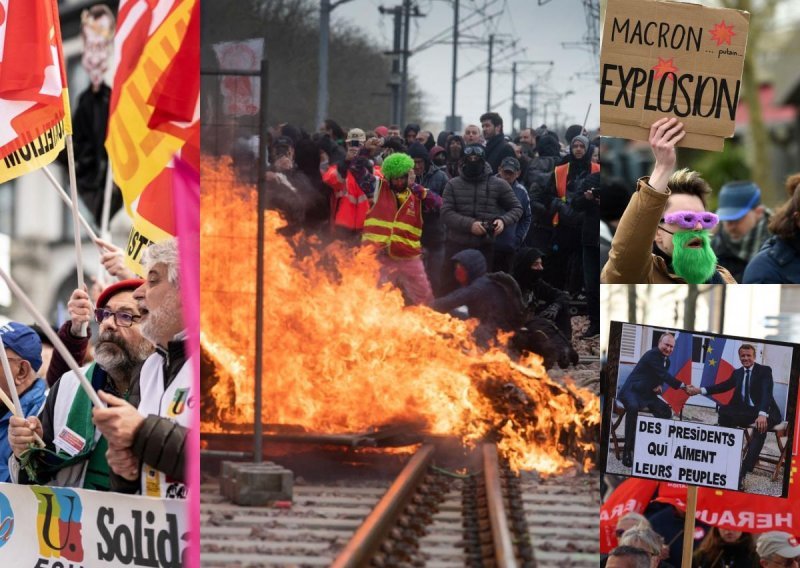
[671,230,718,284]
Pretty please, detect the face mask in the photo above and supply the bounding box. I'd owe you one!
[670,230,718,283]
[433,155,447,167]
[463,159,484,178]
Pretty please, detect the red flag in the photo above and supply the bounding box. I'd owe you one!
[600,478,660,553]
[662,332,693,414]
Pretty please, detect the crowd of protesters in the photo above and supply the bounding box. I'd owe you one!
[0,238,190,499]
[601,119,800,285]
[604,509,798,568]
[230,112,600,367]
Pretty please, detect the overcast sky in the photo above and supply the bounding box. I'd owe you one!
[331,0,599,136]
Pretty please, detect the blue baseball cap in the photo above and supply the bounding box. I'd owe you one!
[0,321,42,372]
[716,181,761,221]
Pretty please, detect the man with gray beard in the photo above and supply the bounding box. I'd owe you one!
[7,279,153,491]
[93,238,191,499]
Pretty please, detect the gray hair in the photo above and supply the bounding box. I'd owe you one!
[609,546,651,568]
[619,527,664,556]
[143,238,180,289]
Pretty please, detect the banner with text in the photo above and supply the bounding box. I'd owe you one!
[600,0,749,151]
[632,415,743,490]
[0,483,187,566]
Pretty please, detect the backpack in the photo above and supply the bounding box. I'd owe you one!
[485,272,526,328]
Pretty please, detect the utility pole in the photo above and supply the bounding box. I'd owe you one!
[528,84,534,128]
[486,33,494,111]
[511,61,517,128]
[317,0,355,131]
[449,0,458,131]
[380,5,404,125]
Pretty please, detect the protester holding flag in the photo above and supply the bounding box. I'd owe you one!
[601,119,736,284]
[92,239,191,498]
[7,279,151,491]
[617,332,699,467]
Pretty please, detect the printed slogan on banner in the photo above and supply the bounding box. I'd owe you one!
[600,0,749,151]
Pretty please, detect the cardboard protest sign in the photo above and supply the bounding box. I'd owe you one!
[632,415,743,490]
[600,0,749,150]
[0,483,187,566]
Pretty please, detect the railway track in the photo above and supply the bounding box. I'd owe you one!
[201,443,598,567]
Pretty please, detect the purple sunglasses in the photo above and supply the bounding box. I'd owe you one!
[661,211,719,230]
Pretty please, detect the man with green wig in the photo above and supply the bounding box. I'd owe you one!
[601,118,736,284]
[363,152,442,304]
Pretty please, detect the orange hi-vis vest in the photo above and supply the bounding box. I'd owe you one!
[323,164,370,231]
[362,180,424,259]
[552,161,600,226]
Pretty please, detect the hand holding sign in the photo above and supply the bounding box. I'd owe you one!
[649,118,686,191]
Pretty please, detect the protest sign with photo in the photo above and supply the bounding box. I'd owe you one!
[602,321,800,498]
[600,0,749,150]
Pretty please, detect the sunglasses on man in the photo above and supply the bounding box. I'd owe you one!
[660,211,719,230]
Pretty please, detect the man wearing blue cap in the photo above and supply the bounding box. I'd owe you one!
[712,181,770,282]
[0,322,47,482]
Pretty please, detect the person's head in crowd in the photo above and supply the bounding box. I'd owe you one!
[498,156,521,187]
[600,178,633,231]
[615,512,651,540]
[270,136,295,172]
[345,128,367,160]
[429,145,447,168]
[570,135,590,161]
[694,527,756,567]
[30,324,57,380]
[535,133,561,158]
[592,145,599,164]
[606,545,651,568]
[766,174,800,240]
[407,143,429,178]
[403,123,420,146]
[564,124,585,146]
[519,128,536,156]
[80,4,115,92]
[416,130,434,149]
[654,168,719,284]
[387,124,401,138]
[436,130,452,148]
[0,322,42,399]
[380,153,415,194]
[279,123,303,146]
[756,531,800,567]
[461,143,486,179]
[479,112,504,140]
[381,136,407,160]
[320,118,346,142]
[510,143,523,159]
[374,125,388,138]
[133,239,183,349]
[463,124,482,145]
[294,138,323,182]
[94,278,153,379]
[716,181,765,242]
[447,134,465,161]
[618,527,665,568]
[513,247,546,289]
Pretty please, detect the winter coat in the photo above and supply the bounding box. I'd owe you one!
[692,539,758,568]
[1,378,46,482]
[495,179,532,253]
[601,178,736,284]
[742,235,800,284]
[432,249,524,343]
[711,214,771,282]
[441,163,523,247]
[484,134,516,174]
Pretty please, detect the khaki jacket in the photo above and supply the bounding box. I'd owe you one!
[601,177,736,284]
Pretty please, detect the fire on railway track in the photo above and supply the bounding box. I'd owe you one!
[201,156,599,473]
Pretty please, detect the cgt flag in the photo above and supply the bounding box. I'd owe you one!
[700,337,736,406]
[662,331,692,414]
[0,0,71,184]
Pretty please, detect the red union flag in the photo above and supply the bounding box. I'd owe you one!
[106,0,198,216]
[0,0,70,183]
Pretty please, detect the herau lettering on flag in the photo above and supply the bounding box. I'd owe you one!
[0,0,71,184]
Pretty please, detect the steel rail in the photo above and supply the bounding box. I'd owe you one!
[483,443,519,568]
[331,444,435,568]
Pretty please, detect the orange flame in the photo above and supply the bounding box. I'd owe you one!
[201,156,599,474]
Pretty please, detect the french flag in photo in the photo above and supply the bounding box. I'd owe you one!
[662,332,693,414]
[700,337,736,406]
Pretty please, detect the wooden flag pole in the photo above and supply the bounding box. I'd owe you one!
[97,163,116,285]
[0,389,45,448]
[42,166,100,244]
[681,484,699,568]
[0,266,104,408]
[65,135,90,337]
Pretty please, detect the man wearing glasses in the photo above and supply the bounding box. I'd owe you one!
[7,279,153,491]
[0,322,47,482]
[756,532,800,567]
[601,118,736,284]
[440,143,522,294]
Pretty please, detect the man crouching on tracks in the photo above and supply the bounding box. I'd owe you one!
[601,118,736,284]
[7,279,152,490]
[92,238,192,499]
